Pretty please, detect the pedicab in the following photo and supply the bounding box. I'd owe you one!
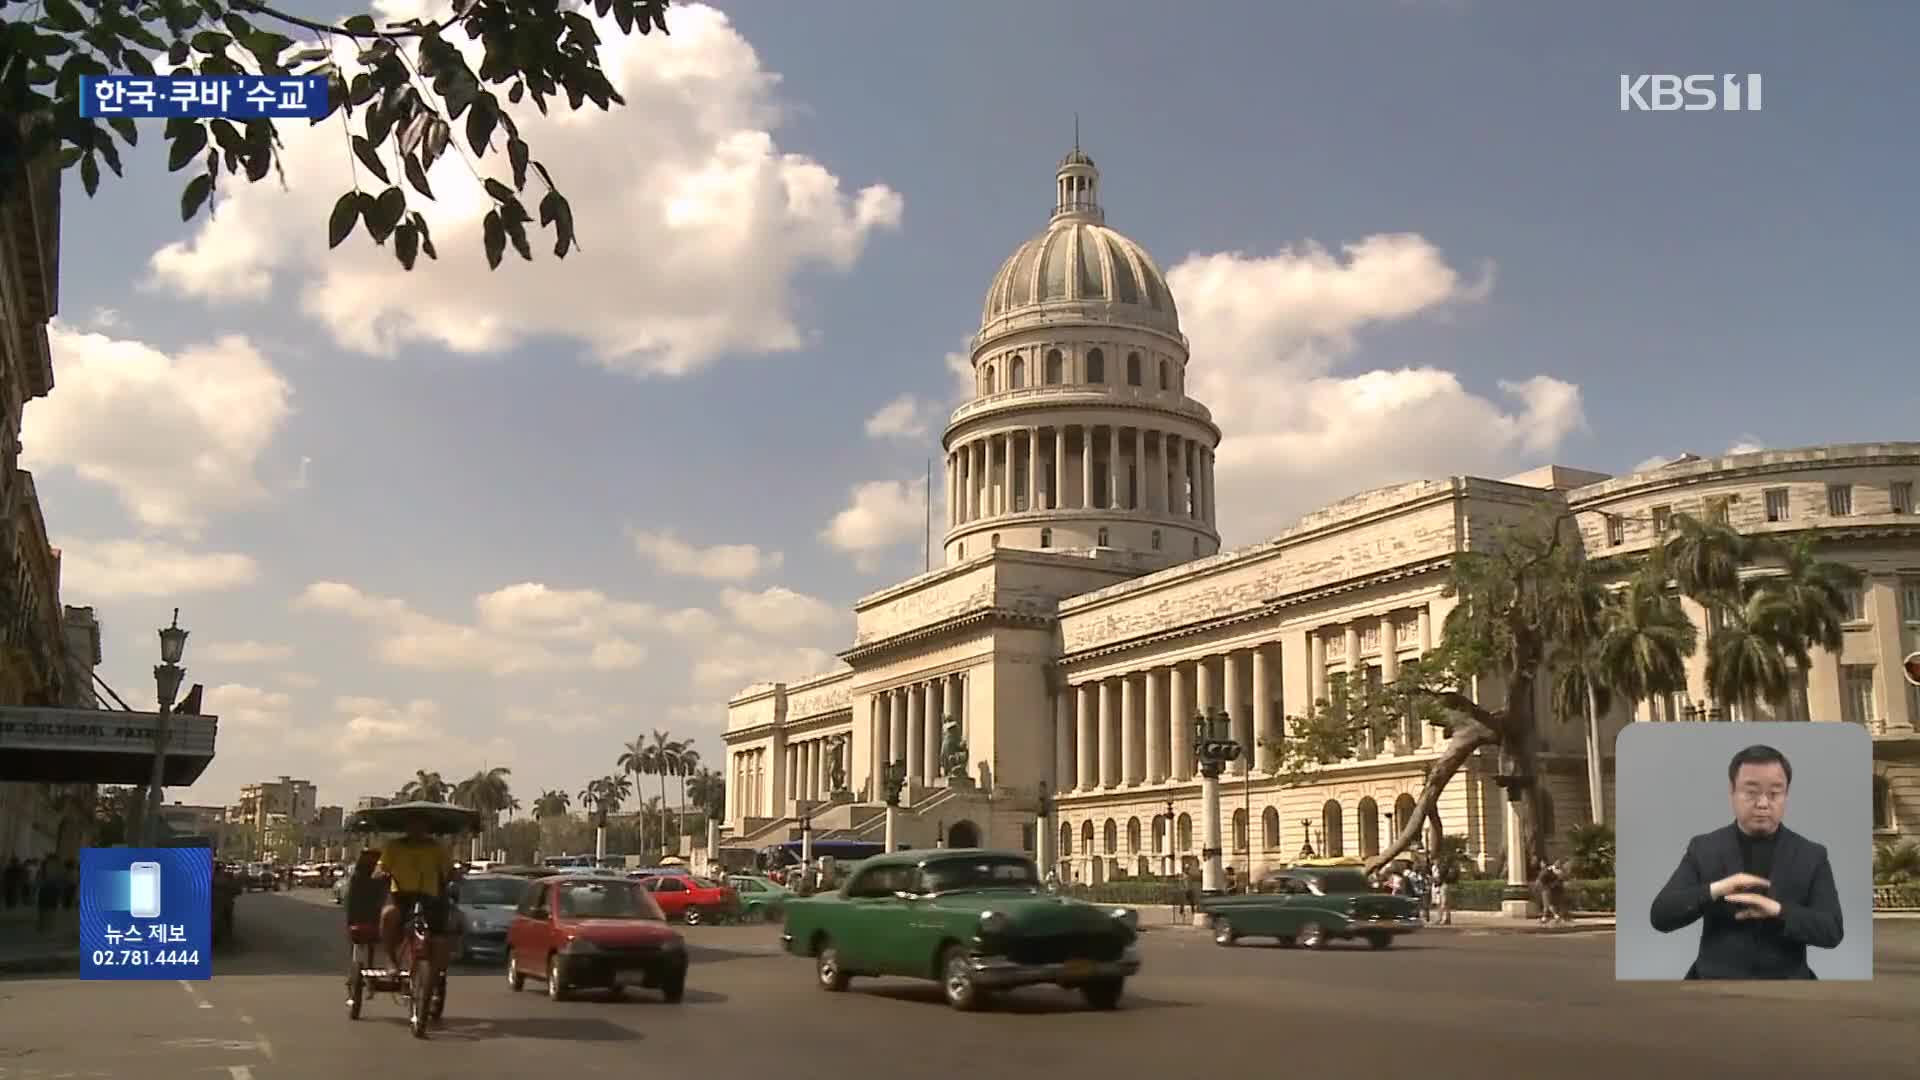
[343,801,483,1038]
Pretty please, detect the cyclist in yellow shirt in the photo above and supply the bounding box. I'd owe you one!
[376,813,455,973]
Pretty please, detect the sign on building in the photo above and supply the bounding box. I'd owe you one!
[0,707,219,784]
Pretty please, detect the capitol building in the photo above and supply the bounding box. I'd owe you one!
[722,148,1920,883]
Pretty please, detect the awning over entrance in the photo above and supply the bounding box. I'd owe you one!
[0,706,218,785]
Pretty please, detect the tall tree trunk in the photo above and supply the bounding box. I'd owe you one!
[1365,722,1496,875]
[1584,684,1606,825]
[658,776,670,857]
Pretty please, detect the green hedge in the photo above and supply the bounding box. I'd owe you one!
[1071,878,1920,912]
[1447,878,1615,912]
[1065,880,1186,906]
[1874,885,1920,910]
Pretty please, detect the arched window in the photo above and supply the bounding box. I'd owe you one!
[1873,774,1894,830]
[1126,351,1141,386]
[1322,800,1344,857]
[1103,819,1118,855]
[1158,359,1169,390]
[1086,348,1105,383]
[1039,528,1052,548]
[1393,794,1418,838]
[1126,817,1142,854]
[1096,527,1110,546]
[1177,813,1193,851]
[1081,820,1095,852]
[1009,356,1026,389]
[1232,808,1248,852]
[1262,806,1281,850]
[1059,822,1073,857]
[1358,796,1380,857]
[990,533,1000,548]
[1151,529,1162,550]
[984,366,997,394]
[1045,349,1064,384]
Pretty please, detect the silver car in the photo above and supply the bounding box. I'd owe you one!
[451,874,532,964]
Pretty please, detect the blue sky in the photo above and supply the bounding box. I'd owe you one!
[28,0,1918,811]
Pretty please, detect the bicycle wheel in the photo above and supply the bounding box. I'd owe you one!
[408,961,430,1038]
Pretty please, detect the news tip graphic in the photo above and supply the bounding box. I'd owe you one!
[80,847,213,981]
[78,75,330,120]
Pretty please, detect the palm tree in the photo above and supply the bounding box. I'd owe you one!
[1875,840,1920,885]
[686,766,725,824]
[452,767,513,858]
[398,769,450,802]
[643,729,679,858]
[673,747,701,849]
[533,789,571,819]
[616,736,650,857]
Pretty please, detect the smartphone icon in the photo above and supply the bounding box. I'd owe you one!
[128,862,162,919]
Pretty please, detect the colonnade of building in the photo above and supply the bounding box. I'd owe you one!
[869,672,969,789]
[1056,606,1435,795]
[730,747,769,820]
[946,425,1215,527]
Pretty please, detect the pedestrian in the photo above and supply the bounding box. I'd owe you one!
[35,858,64,935]
[2,856,21,909]
[1534,859,1562,925]
[1432,872,1451,925]
[1224,865,1237,894]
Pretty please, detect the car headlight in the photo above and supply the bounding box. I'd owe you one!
[560,937,601,955]
[978,911,1010,935]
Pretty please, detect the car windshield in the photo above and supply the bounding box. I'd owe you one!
[689,877,718,889]
[1311,871,1371,894]
[459,878,526,906]
[921,856,1040,894]
[556,881,664,920]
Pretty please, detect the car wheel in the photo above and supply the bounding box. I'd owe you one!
[1080,977,1124,1010]
[506,954,525,991]
[1296,921,1327,950]
[816,940,850,992]
[1365,932,1393,950]
[1212,917,1237,946]
[940,945,985,1012]
[684,907,703,926]
[661,966,686,1004]
[547,955,568,1001]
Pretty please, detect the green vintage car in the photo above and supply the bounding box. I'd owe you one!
[781,849,1140,1011]
[1197,866,1421,949]
[726,874,793,923]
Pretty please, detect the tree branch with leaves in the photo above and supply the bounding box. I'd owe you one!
[1,0,672,270]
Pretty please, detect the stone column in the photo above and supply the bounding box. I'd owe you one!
[1028,428,1041,513]
[1310,632,1327,706]
[1200,446,1213,525]
[1053,426,1067,510]
[975,440,988,520]
[1146,667,1167,782]
[923,687,941,782]
[906,683,926,782]
[930,678,947,777]
[1081,425,1095,510]
[1253,645,1274,772]
[948,672,966,739]
[1100,679,1121,789]
[891,688,908,763]
[1195,654,1214,715]
[1184,441,1198,519]
[1171,436,1186,517]
[1169,662,1191,779]
[1076,683,1098,791]
[1109,425,1122,509]
[1381,615,1402,752]
[785,745,797,808]
[1224,650,1248,775]
[1121,674,1142,785]
[1054,691,1075,792]
[1132,426,1146,510]
[814,740,827,797]
[874,694,892,777]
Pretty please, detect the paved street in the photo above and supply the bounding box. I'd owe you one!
[2,890,1916,1079]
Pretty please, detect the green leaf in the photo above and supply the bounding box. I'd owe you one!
[108,116,138,147]
[180,173,214,221]
[394,223,420,270]
[351,136,389,184]
[482,178,513,204]
[368,186,406,242]
[422,118,450,167]
[348,73,377,106]
[79,152,100,195]
[123,50,157,77]
[167,124,207,171]
[507,138,529,189]
[504,215,532,262]
[327,191,361,248]
[412,212,438,260]
[342,14,376,34]
[464,97,495,154]
[289,47,333,63]
[403,153,433,199]
[190,31,230,56]
[42,0,88,32]
[482,210,505,269]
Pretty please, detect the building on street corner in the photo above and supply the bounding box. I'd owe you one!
[721,146,1920,886]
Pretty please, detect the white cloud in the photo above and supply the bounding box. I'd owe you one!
[1726,438,1765,455]
[206,683,292,730]
[325,696,515,782]
[294,581,647,674]
[719,585,840,638]
[29,326,294,537]
[506,688,612,736]
[278,671,320,689]
[628,529,782,581]
[864,393,937,440]
[820,476,929,572]
[146,3,902,378]
[56,538,259,598]
[689,633,841,694]
[1165,234,1585,541]
[944,347,975,403]
[203,640,295,664]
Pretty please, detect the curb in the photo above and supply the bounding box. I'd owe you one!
[0,950,77,976]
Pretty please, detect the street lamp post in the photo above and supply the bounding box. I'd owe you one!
[799,806,814,867]
[140,610,190,847]
[1162,797,1176,878]
[881,761,907,852]
[1298,817,1315,860]
[1191,709,1241,895]
[1036,781,1054,876]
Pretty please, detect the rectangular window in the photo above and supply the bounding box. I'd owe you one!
[1606,514,1624,546]
[1902,577,1920,623]
[1893,481,1915,515]
[1840,666,1876,727]
[1652,505,1673,535]
[1827,484,1853,516]
[1843,586,1867,623]
[1764,488,1790,522]
[1706,496,1730,524]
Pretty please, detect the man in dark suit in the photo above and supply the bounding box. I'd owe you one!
[1649,744,1844,979]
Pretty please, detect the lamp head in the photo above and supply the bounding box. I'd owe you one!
[158,608,189,665]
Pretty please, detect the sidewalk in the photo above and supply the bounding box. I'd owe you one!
[0,904,80,976]
[1129,903,1617,935]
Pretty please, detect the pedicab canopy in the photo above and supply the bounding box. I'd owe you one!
[346,801,483,836]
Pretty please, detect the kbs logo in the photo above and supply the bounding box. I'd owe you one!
[1619,74,1763,112]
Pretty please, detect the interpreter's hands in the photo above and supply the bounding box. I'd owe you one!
[1725,892,1783,920]
[1709,872,1770,900]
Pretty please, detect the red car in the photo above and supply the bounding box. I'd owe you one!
[634,872,739,924]
[506,876,688,1002]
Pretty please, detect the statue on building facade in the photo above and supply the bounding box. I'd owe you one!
[940,717,968,780]
[828,735,848,794]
